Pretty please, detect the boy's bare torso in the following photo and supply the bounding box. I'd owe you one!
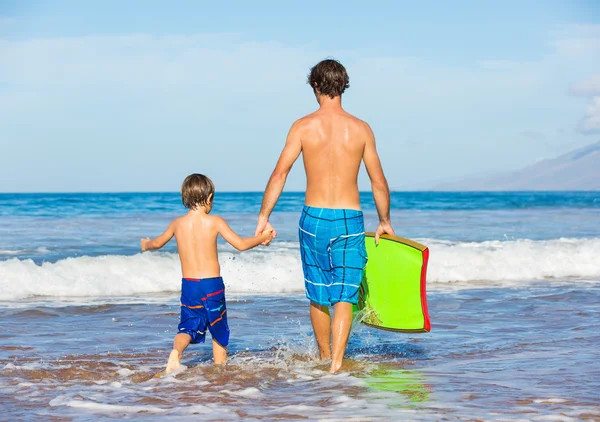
[172,213,220,279]
[297,108,370,210]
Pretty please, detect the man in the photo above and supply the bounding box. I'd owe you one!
[255,59,394,373]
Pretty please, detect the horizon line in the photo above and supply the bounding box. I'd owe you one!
[1,190,598,195]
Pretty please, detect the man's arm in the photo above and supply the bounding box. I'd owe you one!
[141,222,175,251]
[362,123,395,244]
[217,217,273,251]
[254,120,303,237]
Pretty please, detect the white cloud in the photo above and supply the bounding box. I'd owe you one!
[0,26,599,190]
[571,75,600,135]
[556,24,600,38]
[552,24,600,58]
[479,60,521,71]
[556,25,600,135]
[578,96,600,134]
[571,75,600,97]
[520,129,546,141]
[0,17,14,27]
[0,35,314,102]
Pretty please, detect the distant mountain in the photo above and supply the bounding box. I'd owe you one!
[433,141,600,191]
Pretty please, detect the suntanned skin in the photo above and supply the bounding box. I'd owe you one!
[255,92,395,373]
[142,197,273,374]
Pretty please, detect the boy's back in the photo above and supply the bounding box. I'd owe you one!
[171,212,220,279]
[145,207,271,280]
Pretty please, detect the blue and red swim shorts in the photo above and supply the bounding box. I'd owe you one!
[178,276,229,347]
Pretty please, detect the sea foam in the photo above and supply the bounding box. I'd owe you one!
[1,238,599,300]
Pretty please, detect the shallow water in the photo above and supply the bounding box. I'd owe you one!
[1,282,599,420]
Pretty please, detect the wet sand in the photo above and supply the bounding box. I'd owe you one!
[1,282,599,420]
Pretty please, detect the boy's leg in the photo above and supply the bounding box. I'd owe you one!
[330,301,353,373]
[212,339,227,365]
[310,302,332,360]
[166,333,192,374]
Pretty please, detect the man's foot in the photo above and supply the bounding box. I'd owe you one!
[165,349,181,374]
[330,360,343,374]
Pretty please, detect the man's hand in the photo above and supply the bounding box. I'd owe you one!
[255,218,277,246]
[375,222,395,245]
[263,228,276,238]
[140,237,151,252]
[260,228,275,244]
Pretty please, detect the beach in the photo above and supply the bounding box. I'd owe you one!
[1,192,599,420]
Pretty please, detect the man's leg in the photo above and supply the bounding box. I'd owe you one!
[310,302,332,360]
[330,301,353,373]
[166,333,192,374]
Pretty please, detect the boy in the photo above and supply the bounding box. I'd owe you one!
[141,173,273,374]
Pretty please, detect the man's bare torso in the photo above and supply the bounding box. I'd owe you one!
[297,108,370,210]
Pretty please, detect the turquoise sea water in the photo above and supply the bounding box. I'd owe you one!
[1,191,599,419]
[2,191,598,218]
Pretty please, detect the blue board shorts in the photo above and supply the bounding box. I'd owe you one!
[299,206,368,306]
[178,277,229,347]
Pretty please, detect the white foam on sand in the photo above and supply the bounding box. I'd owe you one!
[1,237,600,300]
[49,396,167,414]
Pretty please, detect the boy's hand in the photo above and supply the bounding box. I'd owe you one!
[140,237,151,252]
[255,219,276,246]
[263,229,275,238]
[260,229,274,243]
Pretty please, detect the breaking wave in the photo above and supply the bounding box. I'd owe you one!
[1,238,599,300]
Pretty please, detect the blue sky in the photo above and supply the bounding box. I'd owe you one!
[1,1,599,192]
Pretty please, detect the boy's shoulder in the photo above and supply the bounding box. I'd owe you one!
[182,213,226,227]
[206,214,235,232]
[169,214,192,232]
[206,214,226,226]
[171,213,224,234]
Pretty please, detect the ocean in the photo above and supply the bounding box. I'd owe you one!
[1,191,599,420]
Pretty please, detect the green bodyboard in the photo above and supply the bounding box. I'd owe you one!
[355,233,430,333]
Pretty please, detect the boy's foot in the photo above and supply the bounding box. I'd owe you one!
[165,349,181,374]
[152,370,166,379]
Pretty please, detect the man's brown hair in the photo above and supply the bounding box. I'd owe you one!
[307,59,350,98]
[181,174,215,209]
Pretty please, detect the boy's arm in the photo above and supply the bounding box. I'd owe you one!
[141,222,175,252]
[217,217,272,251]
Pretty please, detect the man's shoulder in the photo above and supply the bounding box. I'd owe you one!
[347,114,374,138]
[293,111,369,127]
[292,113,319,129]
[335,110,369,127]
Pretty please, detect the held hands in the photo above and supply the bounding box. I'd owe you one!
[260,228,276,243]
[140,237,151,252]
[255,218,277,246]
[375,221,395,245]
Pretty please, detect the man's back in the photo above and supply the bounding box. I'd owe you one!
[298,109,370,210]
